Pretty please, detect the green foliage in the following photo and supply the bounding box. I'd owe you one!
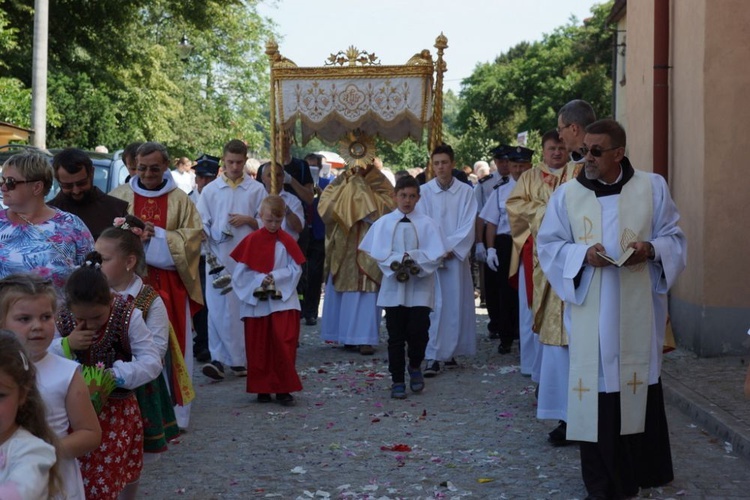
[0,0,275,155]
[449,1,614,165]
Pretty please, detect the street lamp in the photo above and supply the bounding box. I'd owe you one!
[177,34,193,61]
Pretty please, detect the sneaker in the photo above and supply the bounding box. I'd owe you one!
[407,366,424,393]
[276,393,295,407]
[390,383,407,399]
[444,358,459,369]
[423,360,440,378]
[201,360,225,380]
[359,345,375,356]
[257,393,272,403]
[230,366,247,377]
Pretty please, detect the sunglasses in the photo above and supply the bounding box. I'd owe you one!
[58,178,90,190]
[135,165,164,174]
[0,176,39,191]
[579,145,621,158]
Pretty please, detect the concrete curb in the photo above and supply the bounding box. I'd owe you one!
[662,370,750,461]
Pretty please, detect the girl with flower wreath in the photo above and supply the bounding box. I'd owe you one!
[96,215,187,456]
[52,253,162,500]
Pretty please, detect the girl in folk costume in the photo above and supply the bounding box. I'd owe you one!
[230,195,306,406]
[0,274,101,500]
[53,254,162,500]
[0,331,61,500]
[96,216,188,456]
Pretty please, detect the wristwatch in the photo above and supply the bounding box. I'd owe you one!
[647,243,655,260]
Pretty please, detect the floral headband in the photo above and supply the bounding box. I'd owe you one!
[113,217,143,236]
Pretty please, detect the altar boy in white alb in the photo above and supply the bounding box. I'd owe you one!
[196,139,267,381]
[359,176,447,399]
[418,144,478,376]
[537,119,686,499]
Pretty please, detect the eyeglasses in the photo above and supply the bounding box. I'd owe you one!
[579,145,621,158]
[58,178,90,190]
[0,176,38,191]
[556,123,572,133]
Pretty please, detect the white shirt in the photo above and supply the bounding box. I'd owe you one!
[479,176,516,235]
[171,169,196,194]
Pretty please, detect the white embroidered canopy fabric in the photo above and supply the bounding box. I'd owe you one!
[277,75,433,144]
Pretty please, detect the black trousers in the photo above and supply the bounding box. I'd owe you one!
[484,233,518,342]
[580,381,674,499]
[384,306,431,384]
[302,237,325,319]
[192,255,209,354]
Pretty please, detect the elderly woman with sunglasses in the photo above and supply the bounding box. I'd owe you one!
[0,151,94,291]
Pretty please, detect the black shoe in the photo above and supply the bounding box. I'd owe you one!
[201,360,225,380]
[276,393,295,406]
[498,340,513,354]
[257,393,272,403]
[548,420,572,446]
[304,316,317,326]
[230,366,247,377]
[423,360,440,378]
[195,349,211,363]
[488,331,501,339]
[444,358,459,369]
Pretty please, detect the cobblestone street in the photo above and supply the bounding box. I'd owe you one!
[139,307,750,499]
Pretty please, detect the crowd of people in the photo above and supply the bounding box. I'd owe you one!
[0,98,688,499]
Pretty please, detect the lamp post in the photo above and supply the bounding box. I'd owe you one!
[177,34,193,61]
[30,0,49,148]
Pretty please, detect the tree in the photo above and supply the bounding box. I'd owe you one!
[0,0,276,155]
[449,1,614,165]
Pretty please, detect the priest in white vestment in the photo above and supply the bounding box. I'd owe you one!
[417,144,477,376]
[537,119,686,499]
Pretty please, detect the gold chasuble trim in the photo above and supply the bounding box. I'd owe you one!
[564,171,654,442]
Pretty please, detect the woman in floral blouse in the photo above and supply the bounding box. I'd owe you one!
[0,151,93,292]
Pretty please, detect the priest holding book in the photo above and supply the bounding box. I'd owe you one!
[537,119,687,499]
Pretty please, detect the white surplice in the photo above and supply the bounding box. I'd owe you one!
[417,178,478,360]
[197,175,267,366]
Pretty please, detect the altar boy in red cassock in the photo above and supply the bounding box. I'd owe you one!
[230,195,306,406]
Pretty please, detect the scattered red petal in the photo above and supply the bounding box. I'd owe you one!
[371,418,381,423]
[380,443,412,452]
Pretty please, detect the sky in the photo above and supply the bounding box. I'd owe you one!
[256,0,603,94]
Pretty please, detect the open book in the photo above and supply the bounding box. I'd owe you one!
[596,247,635,268]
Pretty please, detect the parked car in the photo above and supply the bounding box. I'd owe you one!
[0,145,127,208]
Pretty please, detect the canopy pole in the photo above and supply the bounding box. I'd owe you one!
[265,39,280,195]
[427,33,448,180]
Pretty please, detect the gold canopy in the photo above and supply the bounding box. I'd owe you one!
[265,35,448,192]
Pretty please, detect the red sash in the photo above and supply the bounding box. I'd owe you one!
[509,236,534,307]
[230,227,305,272]
[133,193,199,354]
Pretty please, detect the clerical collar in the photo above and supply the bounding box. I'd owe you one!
[137,178,168,192]
[596,166,623,186]
[576,157,635,197]
[436,177,454,191]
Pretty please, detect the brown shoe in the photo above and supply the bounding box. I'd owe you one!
[359,345,375,355]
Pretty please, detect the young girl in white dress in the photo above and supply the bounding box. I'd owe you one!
[0,274,101,500]
[0,330,60,500]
